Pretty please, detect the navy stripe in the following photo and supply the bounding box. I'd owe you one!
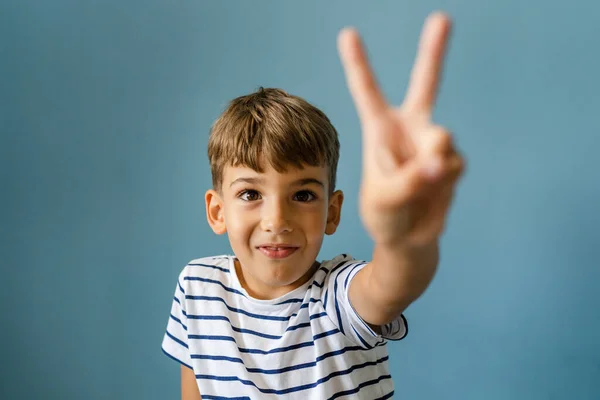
[344,263,365,290]
[275,297,303,305]
[375,390,395,400]
[192,344,376,375]
[187,315,280,338]
[315,345,366,362]
[326,374,392,400]
[309,311,327,320]
[184,276,245,297]
[286,312,326,332]
[189,329,340,356]
[287,311,325,331]
[185,296,324,323]
[188,262,230,274]
[184,276,327,303]
[229,324,279,340]
[184,277,325,305]
[287,298,321,319]
[165,330,188,349]
[161,348,192,370]
[240,340,314,355]
[178,281,185,295]
[195,355,390,395]
[330,260,351,275]
[173,296,181,306]
[285,321,310,332]
[187,314,323,340]
[329,259,354,335]
[185,296,290,321]
[191,354,244,363]
[188,334,235,342]
[313,328,339,341]
[169,314,187,331]
[323,288,329,310]
[351,324,372,349]
[312,266,328,289]
[274,283,321,305]
[400,314,408,339]
[203,396,250,400]
[353,307,378,337]
[334,272,344,335]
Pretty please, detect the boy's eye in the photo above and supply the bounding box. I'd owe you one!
[294,190,317,202]
[237,190,316,202]
[239,190,261,201]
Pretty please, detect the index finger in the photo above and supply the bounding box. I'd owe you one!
[338,27,387,123]
[403,12,452,115]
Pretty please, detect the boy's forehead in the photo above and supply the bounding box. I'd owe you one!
[224,164,328,187]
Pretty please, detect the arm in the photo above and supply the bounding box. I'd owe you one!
[338,12,464,328]
[181,365,202,400]
[349,241,439,326]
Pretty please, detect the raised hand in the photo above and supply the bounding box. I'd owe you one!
[338,11,465,247]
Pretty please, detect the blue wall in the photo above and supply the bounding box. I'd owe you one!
[2,1,599,399]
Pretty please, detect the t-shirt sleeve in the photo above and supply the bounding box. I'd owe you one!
[321,254,408,349]
[161,267,193,369]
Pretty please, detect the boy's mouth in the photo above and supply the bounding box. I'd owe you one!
[257,244,299,259]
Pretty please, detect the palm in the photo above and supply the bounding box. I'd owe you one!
[338,12,465,246]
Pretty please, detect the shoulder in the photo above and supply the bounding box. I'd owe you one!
[176,254,233,291]
[320,253,354,267]
[311,254,368,291]
[185,254,232,273]
[319,253,366,275]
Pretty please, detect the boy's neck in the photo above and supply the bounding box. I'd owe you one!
[233,258,320,300]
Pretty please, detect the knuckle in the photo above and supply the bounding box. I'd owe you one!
[429,126,453,151]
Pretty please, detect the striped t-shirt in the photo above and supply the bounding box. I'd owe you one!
[161,253,407,399]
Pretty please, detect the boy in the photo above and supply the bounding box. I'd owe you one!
[162,12,464,399]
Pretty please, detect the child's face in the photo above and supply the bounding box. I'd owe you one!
[205,163,344,299]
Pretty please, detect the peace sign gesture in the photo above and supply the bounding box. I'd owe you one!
[338,12,465,247]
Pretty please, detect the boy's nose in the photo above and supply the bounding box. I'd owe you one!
[260,200,293,234]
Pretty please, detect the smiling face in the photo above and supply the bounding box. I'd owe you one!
[205,163,344,300]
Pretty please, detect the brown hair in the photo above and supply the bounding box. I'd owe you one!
[207,87,340,196]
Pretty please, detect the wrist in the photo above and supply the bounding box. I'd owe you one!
[374,238,439,257]
[369,238,440,308]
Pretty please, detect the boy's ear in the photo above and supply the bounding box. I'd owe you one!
[205,189,227,235]
[325,190,344,235]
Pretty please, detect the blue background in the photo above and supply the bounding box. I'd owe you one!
[2,1,599,399]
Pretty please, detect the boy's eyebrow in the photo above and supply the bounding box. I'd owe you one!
[229,177,325,188]
[294,178,325,187]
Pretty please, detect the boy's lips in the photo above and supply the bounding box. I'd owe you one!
[257,244,299,259]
